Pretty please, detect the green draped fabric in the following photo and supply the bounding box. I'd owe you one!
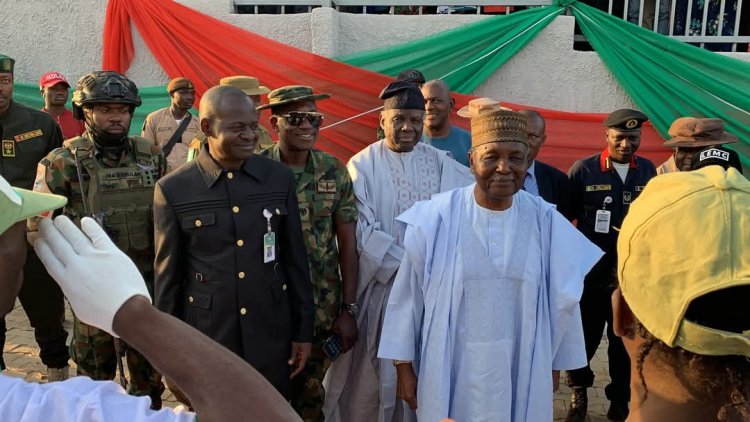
[10,83,183,138]
[11,2,749,167]
[570,2,750,168]
[335,6,564,93]
[336,1,749,168]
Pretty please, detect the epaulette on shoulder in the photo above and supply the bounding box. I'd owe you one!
[42,146,76,169]
[63,136,92,151]
[131,136,162,156]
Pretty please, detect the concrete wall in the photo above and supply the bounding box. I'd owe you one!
[1,0,747,112]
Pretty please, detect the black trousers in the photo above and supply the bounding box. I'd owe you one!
[1,249,69,369]
[566,283,631,402]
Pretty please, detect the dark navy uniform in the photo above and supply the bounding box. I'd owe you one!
[566,149,656,403]
[0,100,67,372]
[153,145,314,399]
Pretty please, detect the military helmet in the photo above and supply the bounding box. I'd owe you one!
[72,71,142,120]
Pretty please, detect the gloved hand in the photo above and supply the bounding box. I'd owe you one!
[34,216,151,337]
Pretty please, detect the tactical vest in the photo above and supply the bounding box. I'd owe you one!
[67,136,162,256]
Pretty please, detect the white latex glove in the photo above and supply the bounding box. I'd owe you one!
[34,216,152,337]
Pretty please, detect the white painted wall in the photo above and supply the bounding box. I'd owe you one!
[1,0,747,112]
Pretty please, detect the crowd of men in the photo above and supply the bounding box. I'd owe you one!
[0,51,748,422]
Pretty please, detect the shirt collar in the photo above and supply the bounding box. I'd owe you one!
[599,148,637,172]
[267,143,319,174]
[527,160,537,177]
[196,143,266,187]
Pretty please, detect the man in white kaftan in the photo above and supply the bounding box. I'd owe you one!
[378,107,603,422]
[323,81,472,422]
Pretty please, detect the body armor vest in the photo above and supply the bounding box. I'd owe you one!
[67,136,161,257]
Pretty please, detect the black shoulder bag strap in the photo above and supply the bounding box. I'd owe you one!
[162,113,192,157]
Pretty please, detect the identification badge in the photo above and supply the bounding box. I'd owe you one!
[595,209,612,234]
[2,140,15,157]
[263,208,276,263]
[263,232,276,263]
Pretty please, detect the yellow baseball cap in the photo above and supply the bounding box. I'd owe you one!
[618,166,750,356]
[0,176,67,234]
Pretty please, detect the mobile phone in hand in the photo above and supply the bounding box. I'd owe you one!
[322,334,343,361]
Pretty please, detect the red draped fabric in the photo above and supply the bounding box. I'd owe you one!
[101,0,670,170]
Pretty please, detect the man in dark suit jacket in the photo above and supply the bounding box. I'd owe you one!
[519,110,573,220]
[153,86,314,399]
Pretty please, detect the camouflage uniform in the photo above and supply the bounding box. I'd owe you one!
[31,133,165,401]
[260,145,357,421]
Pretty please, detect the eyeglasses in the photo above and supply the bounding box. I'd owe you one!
[275,111,324,128]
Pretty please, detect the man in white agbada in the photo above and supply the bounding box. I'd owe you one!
[323,81,473,422]
[377,106,604,421]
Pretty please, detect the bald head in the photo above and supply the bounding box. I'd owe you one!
[199,85,254,121]
[199,85,259,168]
[421,79,454,135]
[519,109,546,163]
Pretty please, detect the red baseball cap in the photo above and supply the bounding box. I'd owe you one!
[39,71,70,89]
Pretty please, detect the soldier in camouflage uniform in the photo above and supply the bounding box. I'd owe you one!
[29,71,165,409]
[259,86,359,422]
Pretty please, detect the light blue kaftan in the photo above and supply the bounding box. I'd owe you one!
[378,185,603,422]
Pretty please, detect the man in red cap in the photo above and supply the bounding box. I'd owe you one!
[39,71,85,140]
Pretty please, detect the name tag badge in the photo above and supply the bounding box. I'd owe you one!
[586,184,612,192]
[263,232,276,263]
[14,129,43,142]
[263,208,276,263]
[595,209,612,234]
[2,140,15,157]
[317,180,337,193]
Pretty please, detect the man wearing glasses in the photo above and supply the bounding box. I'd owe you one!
[153,86,314,401]
[259,86,359,421]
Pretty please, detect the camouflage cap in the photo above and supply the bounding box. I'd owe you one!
[256,85,331,111]
[0,54,14,74]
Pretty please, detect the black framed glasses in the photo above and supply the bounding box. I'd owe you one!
[276,111,324,128]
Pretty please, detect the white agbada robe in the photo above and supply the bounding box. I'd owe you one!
[323,140,473,422]
[378,185,603,422]
[0,375,194,421]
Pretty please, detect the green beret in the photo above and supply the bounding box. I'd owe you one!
[0,54,14,74]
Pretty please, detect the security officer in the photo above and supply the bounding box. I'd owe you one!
[29,71,165,408]
[0,53,70,381]
[565,109,656,422]
[259,86,359,421]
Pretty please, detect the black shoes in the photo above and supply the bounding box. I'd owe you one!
[606,400,629,421]
[565,388,588,422]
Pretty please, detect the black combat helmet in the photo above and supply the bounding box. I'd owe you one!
[72,71,142,120]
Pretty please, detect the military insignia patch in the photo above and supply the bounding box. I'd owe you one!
[625,119,638,129]
[635,185,646,192]
[586,184,612,192]
[14,129,43,142]
[2,140,15,157]
[317,180,337,193]
[299,205,310,222]
[623,191,632,204]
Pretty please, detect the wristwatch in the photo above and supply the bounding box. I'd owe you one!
[342,302,359,317]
